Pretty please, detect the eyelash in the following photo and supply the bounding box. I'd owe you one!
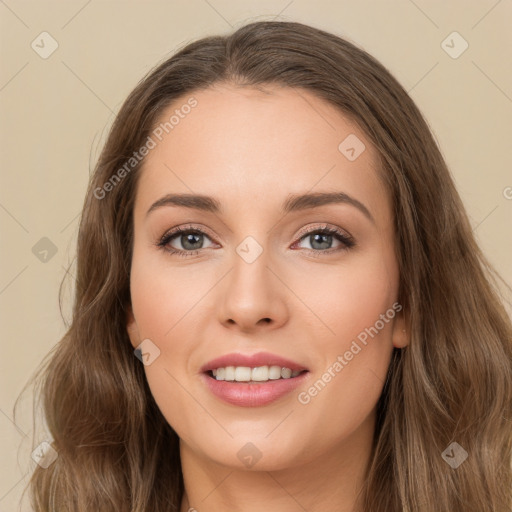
[155,223,356,258]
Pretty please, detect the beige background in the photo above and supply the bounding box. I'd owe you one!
[1,1,511,509]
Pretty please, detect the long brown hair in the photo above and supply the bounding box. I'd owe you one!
[19,20,512,511]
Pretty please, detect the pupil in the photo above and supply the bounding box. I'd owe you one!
[182,233,202,250]
[311,233,332,250]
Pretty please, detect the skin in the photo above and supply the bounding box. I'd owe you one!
[126,83,408,512]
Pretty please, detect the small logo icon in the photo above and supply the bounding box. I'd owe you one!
[441,441,468,469]
[134,338,161,366]
[31,441,58,468]
[32,237,58,262]
[237,442,262,468]
[441,31,468,59]
[236,236,263,264]
[31,32,59,59]
[338,134,366,161]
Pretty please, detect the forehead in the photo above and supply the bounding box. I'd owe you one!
[134,83,391,225]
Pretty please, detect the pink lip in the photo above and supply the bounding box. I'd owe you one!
[200,351,308,373]
[200,371,310,407]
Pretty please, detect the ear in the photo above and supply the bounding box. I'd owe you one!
[391,307,409,349]
[126,304,140,349]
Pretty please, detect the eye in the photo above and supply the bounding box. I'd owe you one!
[156,225,216,257]
[292,224,355,255]
[155,223,356,258]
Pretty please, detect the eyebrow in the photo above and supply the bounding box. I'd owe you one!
[146,191,374,224]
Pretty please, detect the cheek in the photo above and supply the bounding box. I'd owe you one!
[294,248,398,406]
[297,247,398,347]
[129,264,198,376]
[129,244,208,340]
[129,265,198,439]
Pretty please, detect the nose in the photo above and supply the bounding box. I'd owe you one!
[216,248,289,333]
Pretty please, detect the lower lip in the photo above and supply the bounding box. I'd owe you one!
[201,371,310,407]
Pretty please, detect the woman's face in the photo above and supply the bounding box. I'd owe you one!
[126,83,407,471]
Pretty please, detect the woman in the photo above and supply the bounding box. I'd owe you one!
[23,20,511,511]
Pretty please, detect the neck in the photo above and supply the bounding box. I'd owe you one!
[179,410,376,512]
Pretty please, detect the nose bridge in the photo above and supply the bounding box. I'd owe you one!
[230,237,274,307]
[217,233,288,329]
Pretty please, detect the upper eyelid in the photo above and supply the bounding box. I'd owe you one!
[294,223,351,239]
[162,224,218,243]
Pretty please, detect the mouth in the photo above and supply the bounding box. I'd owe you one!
[200,351,308,376]
[199,352,310,406]
[200,352,310,407]
[206,366,309,383]
[201,367,310,407]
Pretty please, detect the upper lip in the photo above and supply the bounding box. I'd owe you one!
[200,351,309,373]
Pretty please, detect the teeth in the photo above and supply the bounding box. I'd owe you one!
[235,366,251,381]
[225,366,235,381]
[211,365,303,382]
[281,367,292,379]
[251,366,269,381]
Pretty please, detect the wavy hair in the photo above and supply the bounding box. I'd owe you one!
[19,20,512,511]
